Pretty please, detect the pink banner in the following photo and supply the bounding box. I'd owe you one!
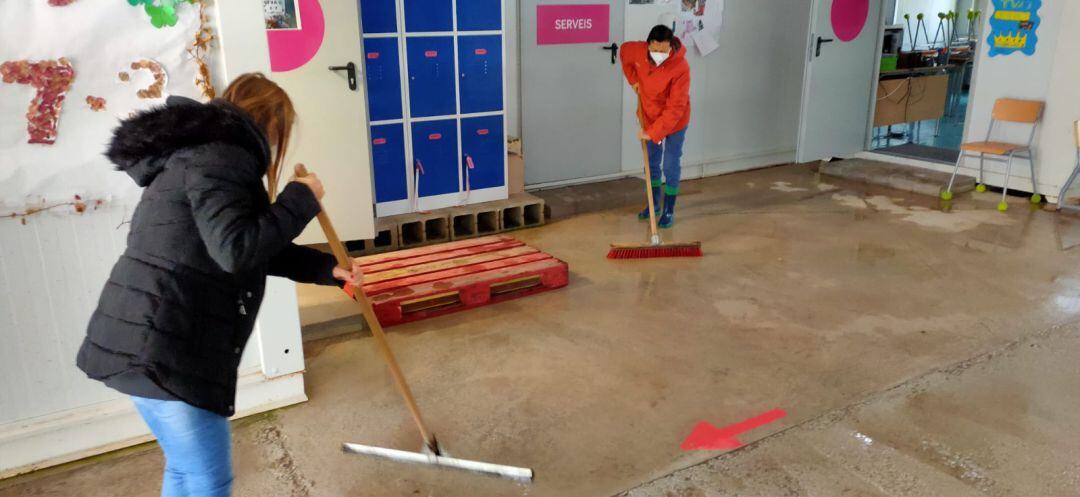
[536,4,610,45]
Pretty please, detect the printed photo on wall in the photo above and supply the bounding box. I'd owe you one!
[264,0,300,30]
[681,0,706,16]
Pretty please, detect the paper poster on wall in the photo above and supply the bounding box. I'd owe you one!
[987,0,1040,57]
[264,0,301,30]
[672,0,724,56]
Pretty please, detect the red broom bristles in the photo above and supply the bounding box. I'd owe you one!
[606,245,703,259]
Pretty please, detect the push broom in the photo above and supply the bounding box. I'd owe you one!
[607,96,702,259]
[294,165,534,482]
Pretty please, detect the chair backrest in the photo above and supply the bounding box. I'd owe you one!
[991,98,1043,123]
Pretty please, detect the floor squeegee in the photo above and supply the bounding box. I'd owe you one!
[295,165,534,482]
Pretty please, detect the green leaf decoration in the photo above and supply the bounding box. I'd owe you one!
[126,0,196,28]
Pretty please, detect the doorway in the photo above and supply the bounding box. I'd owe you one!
[520,0,625,186]
[870,0,983,164]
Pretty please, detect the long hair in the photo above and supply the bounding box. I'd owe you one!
[221,73,296,200]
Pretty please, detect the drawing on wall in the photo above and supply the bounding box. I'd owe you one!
[124,60,168,99]
[264,0,300,30]
[988,0,1041,56]
[671,0,724,56]
[85,96,106,111]
[127,0,194,29]
[0,59,76,145]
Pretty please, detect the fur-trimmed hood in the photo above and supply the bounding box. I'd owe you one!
[106,96,270,187]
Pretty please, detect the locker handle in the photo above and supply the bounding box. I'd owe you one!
[328,62,358,91]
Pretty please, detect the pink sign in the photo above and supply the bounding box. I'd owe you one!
[267,0,325,72]
[537,4,610,45]
[831,0,870,42]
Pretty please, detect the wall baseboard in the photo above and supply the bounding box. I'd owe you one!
[0,371,306,479]
[856,151,1062,203]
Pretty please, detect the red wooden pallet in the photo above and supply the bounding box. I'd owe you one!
[345,235,569,327]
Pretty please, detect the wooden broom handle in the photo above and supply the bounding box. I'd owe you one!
[294,164,439,454]
[635,95,660,240]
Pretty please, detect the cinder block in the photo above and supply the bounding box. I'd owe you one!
[501,205,524,231]
[449,207,478,240]
[477,208,500,235]
[379,211,451,249]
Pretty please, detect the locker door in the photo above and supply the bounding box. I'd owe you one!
[460,116,505,190]
[457,0,501,31]
[360,0,397,34]
[403,0,453,32]
[457,35,503,114]
[371,124,408,203]
[411,120,460,197]
[406,37,457,118]
[363,38,402,122]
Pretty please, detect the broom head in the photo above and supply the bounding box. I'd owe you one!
[607,241,703,259]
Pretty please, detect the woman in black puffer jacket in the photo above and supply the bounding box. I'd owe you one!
[76,74,361,497]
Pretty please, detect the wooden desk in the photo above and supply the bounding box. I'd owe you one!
[874,70,949,128]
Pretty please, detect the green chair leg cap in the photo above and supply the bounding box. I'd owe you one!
[940,190,954,201]
[1030,194,1042,204]
[975,184,987,193]
[997,201,1009,212]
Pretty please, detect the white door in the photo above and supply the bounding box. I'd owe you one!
[521,0,625,186]
[796,0,882,163]
[269,0,375,244]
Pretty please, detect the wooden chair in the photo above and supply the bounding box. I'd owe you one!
[942,98,1044,211]
[1059,121,1080,212]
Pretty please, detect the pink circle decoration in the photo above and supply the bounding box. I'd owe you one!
[831,0,869,42]
[266,0,325,73]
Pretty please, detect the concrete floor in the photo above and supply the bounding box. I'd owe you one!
[3,163,1080,496]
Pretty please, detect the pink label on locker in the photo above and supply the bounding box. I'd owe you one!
[367,52,380,59]
[477,129,490,135]
[429,133,442,140]
[475,48,488,55]
[425,50,438,58]
[536,4,609,45]
[372,138,387,145]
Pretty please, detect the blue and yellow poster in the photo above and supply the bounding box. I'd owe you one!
[988,0,1041,57]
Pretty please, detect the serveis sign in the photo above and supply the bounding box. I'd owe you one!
[536,4,610,45]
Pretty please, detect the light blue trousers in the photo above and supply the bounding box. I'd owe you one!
[132,397,233,497]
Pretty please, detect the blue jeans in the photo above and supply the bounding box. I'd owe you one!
[646,127,688,195]
[132,397,233,497]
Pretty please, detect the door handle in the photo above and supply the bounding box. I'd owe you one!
[815,36,834,57]
[328,62,358,91]
[601,43,619,65]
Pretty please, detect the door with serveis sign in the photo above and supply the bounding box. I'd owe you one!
[523,1,624,185]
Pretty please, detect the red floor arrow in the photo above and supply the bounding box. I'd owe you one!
[681,409,787,451]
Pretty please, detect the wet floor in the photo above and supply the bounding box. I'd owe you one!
[2,163,1079,496]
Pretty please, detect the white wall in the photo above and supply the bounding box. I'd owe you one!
[505,0,521,138]
[620,0,811,178]
[0,1,307,478]
[958,0,1070,198]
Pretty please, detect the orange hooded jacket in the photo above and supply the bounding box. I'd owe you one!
[620,39,691,143]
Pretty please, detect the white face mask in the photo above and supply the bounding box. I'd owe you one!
[650,51,670,65]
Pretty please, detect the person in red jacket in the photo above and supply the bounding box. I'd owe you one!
[621,24,691,228]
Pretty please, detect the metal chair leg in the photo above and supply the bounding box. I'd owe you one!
[1060,159,1080,211]
[1027,150,1042,203]
[976,153,986,192]
[999,152,1015,212]
[942,152,964,200]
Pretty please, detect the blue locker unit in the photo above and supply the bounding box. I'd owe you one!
[359,0,397,34]
[406,37,457,118]
[457,35,503,114]
[403,0,453,32]
[370,124,408,203]
[460,116,505,190]
[457,0,501,31]
[411,120,459,197]
[363,38,402,122]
